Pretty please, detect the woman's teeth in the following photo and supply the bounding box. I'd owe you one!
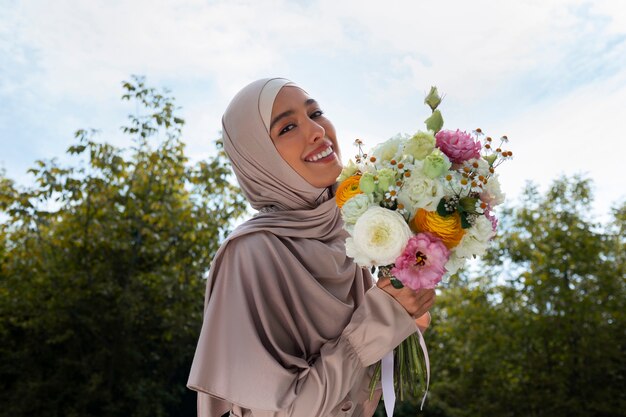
[306,147,333,162]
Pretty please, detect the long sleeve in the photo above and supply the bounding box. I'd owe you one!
[249,285,417,417]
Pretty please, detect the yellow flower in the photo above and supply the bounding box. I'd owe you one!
[336,175,363,208]
[412,208,465,249]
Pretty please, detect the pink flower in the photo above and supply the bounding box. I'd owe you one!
[435,129,482,164]
[391,233,450,290]
[484,207,498,232]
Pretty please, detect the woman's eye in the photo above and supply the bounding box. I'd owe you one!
[310,110,324,118]
[279,124,296,136]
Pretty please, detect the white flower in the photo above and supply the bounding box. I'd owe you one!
[444,253,466,276]
[397,168,446,213]
[337,160,359,182]
[453,216,495,259]
[372,135,405,162]
[481,175,505,206]
[403,131,435,160]
[473,215,497,241]
[466,157,490,177]
[345,206,412,266]
[341,194,375,226]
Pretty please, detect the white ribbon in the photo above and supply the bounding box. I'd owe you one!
[381,328,431,416]
[416,327,430,410]
[381,351,396,417]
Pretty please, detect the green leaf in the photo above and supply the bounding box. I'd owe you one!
[67,145,87,155]
[437,197,452,216]
[460,211,472,229]
[425,109,444,133]
[390,277,405,289]
[459,196,479,214]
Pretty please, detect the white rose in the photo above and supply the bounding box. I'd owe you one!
[444,253,466,276]
[372,135,405,162]
[345,206,412,266]
[403,131,435,160]
[454,238,489,260]
[397,169,445,213]
[341,194,375,225]
[481,175,505,206]
[454,216,495,258]
[472,215,497,241]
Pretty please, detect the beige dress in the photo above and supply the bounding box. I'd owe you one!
[222,285,421,417]
[188,230,420,417]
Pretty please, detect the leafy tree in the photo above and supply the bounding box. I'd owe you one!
[0,76,246,417]
[382,176,625,417]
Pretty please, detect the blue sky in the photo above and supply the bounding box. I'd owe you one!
[1,0,625,219]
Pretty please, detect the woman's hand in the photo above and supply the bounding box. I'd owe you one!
[376,277,435,319]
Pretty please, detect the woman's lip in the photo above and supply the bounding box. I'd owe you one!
[304,143,333,161]
[307,151,337,163]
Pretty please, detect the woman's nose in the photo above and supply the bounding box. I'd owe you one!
[306,118,325,143]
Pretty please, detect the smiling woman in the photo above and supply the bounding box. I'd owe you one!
[268,86,343,188]
[187,78,435,417]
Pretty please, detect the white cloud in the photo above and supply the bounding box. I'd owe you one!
[496,68,626,217]
[1,0,352,100]
[3,0,624,103]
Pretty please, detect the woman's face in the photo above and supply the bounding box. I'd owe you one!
[269,86,342,188]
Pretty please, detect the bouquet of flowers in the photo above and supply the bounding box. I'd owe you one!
[335,87,512,404]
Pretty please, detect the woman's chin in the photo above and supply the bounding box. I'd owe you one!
[304,165,342,188]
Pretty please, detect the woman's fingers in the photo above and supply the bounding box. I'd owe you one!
[379,284,436,318]
[411,289,435,318]
[416,288,435,302]
[376,277,391,289]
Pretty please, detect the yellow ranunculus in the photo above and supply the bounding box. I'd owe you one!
[336,175,363,208]
[412,208,465,249]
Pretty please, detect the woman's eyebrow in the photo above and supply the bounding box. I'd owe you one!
[270,110,294,131]
[270,99,319,130]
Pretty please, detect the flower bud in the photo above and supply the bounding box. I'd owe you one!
[483,154,497,166]
[424,86,442,111]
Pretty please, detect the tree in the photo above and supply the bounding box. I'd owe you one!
[478,176,625,417]
[0,76,246,417]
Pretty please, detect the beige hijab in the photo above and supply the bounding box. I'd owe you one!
[187,78,372,415]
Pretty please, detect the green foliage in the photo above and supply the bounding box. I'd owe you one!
[378,176,625,417]
[0,76,246,417]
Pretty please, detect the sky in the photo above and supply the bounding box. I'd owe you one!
[1,0,625,221]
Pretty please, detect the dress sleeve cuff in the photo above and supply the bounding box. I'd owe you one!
[343,286,417,367]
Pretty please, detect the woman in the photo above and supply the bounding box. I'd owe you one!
[187,78,435,417]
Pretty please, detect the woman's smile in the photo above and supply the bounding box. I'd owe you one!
[304,142,337,162]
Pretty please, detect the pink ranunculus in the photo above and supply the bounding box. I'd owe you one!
[435,129,482,164]
[390,233,450,290]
